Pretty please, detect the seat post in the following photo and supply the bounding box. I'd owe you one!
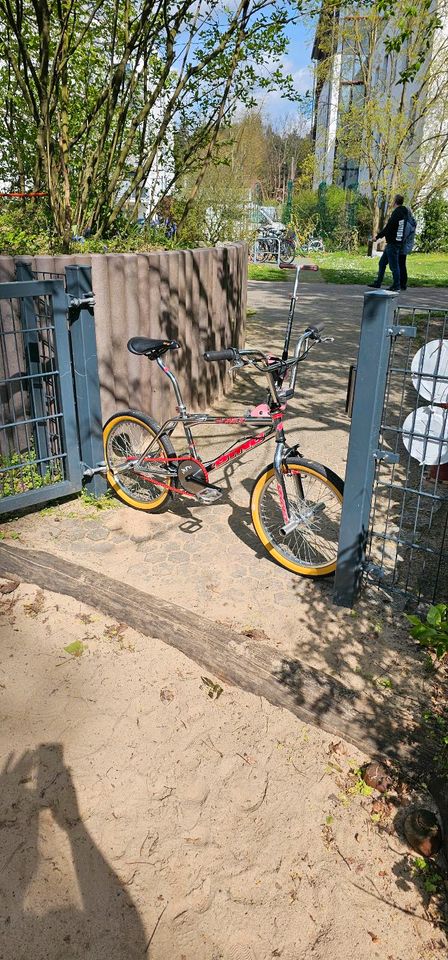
[156,357,186,414]
[156,356,198,457]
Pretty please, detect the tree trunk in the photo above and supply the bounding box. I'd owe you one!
[372,200,380,238]
[58,17,73,252]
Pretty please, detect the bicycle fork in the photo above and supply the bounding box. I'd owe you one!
[273,441,305,538]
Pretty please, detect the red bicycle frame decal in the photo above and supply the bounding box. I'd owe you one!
[127,426,274,497]
[211,430,271,470]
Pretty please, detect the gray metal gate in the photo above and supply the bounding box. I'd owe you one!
[334,291,448,606]
[0,260,106,515]
[0,279,83,513]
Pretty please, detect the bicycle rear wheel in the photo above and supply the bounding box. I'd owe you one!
[280,239,296,264]
[250,458,343,576]
[103,410,175,511]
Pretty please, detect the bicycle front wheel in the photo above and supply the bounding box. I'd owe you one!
[251,458,343,576]
[103,410,175,511]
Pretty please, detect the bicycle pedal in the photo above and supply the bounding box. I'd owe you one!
[197,487,223,503]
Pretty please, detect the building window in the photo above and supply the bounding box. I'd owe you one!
[335,158,359,190]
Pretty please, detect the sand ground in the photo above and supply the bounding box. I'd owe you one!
[0,580,446,960]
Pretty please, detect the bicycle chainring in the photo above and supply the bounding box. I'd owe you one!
[177,458,209,494]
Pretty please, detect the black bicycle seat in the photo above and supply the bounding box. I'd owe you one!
[127,337,180,359]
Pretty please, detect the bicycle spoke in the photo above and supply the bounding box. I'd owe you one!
[106,418,170,505]
[257,467,342,569]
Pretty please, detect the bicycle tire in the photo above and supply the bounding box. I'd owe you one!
[280,239,296,264]
[250,457,343,576]
[103,410,175,511]
[256,238,270,263]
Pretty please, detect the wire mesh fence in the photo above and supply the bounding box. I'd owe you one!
[0,290,67,500]
[0,278,83,512]
[366,304,448,603]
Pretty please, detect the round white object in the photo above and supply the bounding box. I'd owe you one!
[411,339,448,403]
[402,405,448,465]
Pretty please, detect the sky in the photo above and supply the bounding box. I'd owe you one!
[260,17,317,125]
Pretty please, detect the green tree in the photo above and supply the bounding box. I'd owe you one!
[0,0,306,250]
[263,117,312,203]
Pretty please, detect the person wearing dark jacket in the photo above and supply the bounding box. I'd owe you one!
[398,206,417,290]
[368,194,409,291]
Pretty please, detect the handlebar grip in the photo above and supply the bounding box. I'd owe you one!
[203,348,236,362]
[305,322,325,339]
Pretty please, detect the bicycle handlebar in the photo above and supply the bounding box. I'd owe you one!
[203,324,324,370]
[304,321,324,338]
[203,348,236,362]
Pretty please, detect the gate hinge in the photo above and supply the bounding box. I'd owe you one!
[83,461,107,477]
[373,450,400,463]
[67,293,96,316]
[387,324,416,338]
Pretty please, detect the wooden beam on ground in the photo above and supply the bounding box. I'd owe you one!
[0,543,421,762]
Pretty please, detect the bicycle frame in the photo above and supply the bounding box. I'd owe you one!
[131,391,278,483]
[123,357,300,515]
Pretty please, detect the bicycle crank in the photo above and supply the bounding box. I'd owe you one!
[177,458,223,502]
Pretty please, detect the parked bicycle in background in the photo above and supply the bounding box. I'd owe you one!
[252,226,296,266]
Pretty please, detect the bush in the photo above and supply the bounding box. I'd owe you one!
[406,603,448,660]
[292,188,319,225]
[73,224,180,254]
[318,184,347,240]
[418,194,448,253]
[292,186,371,251]
[0,202,183,255]
[0,444,62,498]
[0,200,60,255]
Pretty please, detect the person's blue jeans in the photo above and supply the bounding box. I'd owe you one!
[377,243,401,288]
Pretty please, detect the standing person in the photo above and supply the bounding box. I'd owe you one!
[368,194,409,291]
[398,208,417,290]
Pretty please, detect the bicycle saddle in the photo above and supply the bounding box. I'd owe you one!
[127,337,180,358]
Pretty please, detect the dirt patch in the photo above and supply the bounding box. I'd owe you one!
[1,581,446,960]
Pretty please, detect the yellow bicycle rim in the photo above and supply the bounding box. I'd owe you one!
[251,464,343,576]
[103,414,170,511]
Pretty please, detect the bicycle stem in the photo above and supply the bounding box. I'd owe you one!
[282,264,301,361]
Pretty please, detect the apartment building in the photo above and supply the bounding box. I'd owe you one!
[311,3,448,205]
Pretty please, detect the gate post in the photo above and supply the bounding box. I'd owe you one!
[333,290,398,606]
[15,259,49,476]
[65,265,106,497]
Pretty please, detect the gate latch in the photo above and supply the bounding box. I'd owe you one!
[373,450,400,464]
[387,325,416,338]
[67,293,96,316]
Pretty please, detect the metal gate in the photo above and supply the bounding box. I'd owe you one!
[0,279,83,513]
[334,290,448,606]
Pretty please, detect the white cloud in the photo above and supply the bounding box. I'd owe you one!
[260,60,314,124]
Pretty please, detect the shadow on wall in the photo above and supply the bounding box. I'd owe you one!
[0,744,149,959]
[88,244,247,424]
[0,244,248,427]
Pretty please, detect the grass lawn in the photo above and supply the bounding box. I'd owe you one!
[312,251,448,287]
[248,264,293,281]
